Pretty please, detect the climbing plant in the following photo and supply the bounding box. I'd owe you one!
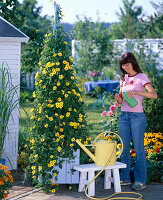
[24,7,90,193]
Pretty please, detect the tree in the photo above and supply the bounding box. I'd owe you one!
[20,0,53,73]
[72,16,116,74]
[0,0,25,27]
[24,7,90,192]
[139,0,163,38]
[109,0,143,39]
[0,0,53,73]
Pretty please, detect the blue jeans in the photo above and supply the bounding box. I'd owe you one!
[119,111,147,183]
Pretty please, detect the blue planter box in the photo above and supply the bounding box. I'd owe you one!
[0,158,5,165]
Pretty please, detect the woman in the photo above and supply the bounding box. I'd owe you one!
[115,52,157,190]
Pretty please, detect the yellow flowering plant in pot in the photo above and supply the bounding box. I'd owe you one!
[24,7,90,193]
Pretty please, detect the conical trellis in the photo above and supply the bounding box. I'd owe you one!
[25,4,90,192]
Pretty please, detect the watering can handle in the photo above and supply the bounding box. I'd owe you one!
[94,131,123,159]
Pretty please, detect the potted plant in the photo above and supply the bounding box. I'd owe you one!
[0,63,19,163]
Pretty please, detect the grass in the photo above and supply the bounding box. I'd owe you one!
[19,94,115,139]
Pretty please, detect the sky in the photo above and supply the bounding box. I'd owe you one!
[19,0,158,24]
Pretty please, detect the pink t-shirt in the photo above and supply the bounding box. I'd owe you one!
[120,73,150,112]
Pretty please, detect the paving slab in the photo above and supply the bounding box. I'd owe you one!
[7,170,163,200]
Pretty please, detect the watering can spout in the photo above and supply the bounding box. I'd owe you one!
[76,139,96,162]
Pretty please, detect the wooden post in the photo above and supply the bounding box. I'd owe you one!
[53,1,59,30]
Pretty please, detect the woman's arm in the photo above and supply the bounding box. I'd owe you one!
[128,84,157,99]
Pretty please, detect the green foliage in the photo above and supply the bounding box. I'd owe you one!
[109,0,143,39]
[143,79,163,132]
[72,16,116,74]
[20,0,53,73]
[0,64,19,159]
[0,0,53,73]
[24,8,90,192]
[0,0,25,28]
[147,159,163,183]
[20,90,34,103]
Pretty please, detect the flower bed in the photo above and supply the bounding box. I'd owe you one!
[0,164,13,199]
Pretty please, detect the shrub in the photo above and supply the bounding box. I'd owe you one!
[143,79,163,132]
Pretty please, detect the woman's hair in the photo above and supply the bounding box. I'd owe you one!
[119,52,142,80]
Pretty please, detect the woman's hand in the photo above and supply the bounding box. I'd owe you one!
[115,93,123,104]
[127,91,135,98]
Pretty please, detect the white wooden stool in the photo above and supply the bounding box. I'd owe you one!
[73,161,126,197]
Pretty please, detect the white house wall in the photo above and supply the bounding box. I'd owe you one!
[0,41,20,170]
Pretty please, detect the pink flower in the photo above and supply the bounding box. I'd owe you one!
[114,101,119,107]
[108,111,113,117]
[110,105,116,112]
[101,111,107,117]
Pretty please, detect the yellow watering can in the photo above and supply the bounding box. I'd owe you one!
[76,131,123,166]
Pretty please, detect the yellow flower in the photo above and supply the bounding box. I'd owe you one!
[34,154,38,158]
[35,72,39,79]
[66,112,70,117]
[51,179,55,183]
[50,155,54,158]
[49,117,53,121]
[31,108,34,112]
[53,86,57,90]
[71,137,75,142]
[56,62,60,66]
[57,82,60,86]
[38,166,42,171]
[71,76,74,80]
[64,66,69,70]
[39,80,43,84]
[66,82,69,86]
[70,144,74,147]
[42,69,47,74]
[60,128,64,132]
[57,146,62,152]
[33,91,36,98]
[53,173,57,176]
[60,115,64,119]
[58,98,62,101]
[59,75,64,79]
[33,125,36,129]
[52,189,56,193]
[68,108,72,111]
[42,85,46,89]
[53,53,57,57]
[40,138,44,142]
[31,166,36,170]
[44,124,48,128]
[55,132,59,137]
[63,60,67,64]
[65,94,68,98]
[55,113,58,116]
[30,116,34,120]
[64,41,67,44]
[58,53,62,56]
